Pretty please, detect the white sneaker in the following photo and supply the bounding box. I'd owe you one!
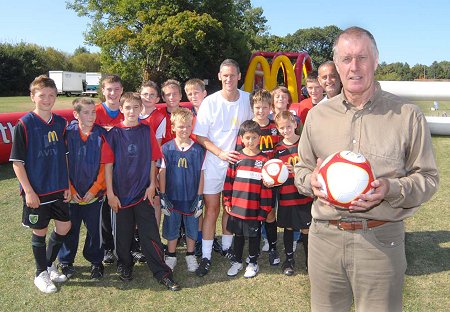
[261,238,269,252]
[227,261,243,276]
[34,271,57,293]
[165,256,177,271]
[185,255,198,272]
[48,263,67,283]
[244,263,259,278]
[293,240,298,252]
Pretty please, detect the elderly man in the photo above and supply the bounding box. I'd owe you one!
[294,26,439,312]
[318,60,341,101]
[193,59,253,276]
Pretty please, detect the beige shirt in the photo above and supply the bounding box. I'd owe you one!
[294,82,439,221]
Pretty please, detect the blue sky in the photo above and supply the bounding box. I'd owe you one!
[1,0,449,66]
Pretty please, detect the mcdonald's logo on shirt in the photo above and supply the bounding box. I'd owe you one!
[178,157,188,168]
[259,135,273,150]
[47,131,58,143]
[287,156,299,166]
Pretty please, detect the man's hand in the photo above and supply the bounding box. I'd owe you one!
[219,150,240,164]
[310,158,331,206]
[349,178,389,212]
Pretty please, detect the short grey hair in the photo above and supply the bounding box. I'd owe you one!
[332,26,379,61]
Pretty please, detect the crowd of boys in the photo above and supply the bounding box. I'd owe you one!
[11,58,317,293]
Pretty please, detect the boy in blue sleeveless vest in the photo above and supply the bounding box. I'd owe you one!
[158,107,205,273]
[57,97,108,280]
[104,92,180,291]
[10,75,71,293]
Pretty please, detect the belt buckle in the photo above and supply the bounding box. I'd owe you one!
[337,221,345,231]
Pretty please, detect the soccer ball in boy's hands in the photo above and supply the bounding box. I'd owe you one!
[262,159,289,186]
[317,151,375,208]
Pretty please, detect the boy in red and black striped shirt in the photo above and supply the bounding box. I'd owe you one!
[274,111,313,275]
[223,120,272,278]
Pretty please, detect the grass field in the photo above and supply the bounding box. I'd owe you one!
[0,96,84,113]
[0,98,449,311]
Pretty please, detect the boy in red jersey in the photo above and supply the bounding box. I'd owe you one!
[10,75,71,293]
[223,120,272,278]
[139,80,165,145]
[274,111,312,275]
[95,74,124,265]
[57,97,108,280]
[159,79,182,145]
[104,92,180,291]
[297,71,325,125]
[95,75,124,130]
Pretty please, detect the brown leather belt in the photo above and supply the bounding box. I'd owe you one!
[328,219,388,231]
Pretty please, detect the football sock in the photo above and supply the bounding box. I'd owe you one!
[167,252,176,257]
[186,251,194,256]
[232,235,245,263]
[202,239,213,260]
[284,228,294,257]
[265,221,278,251]
[46,231,66,267]
[31,234,47,276]
[248,236,260,264]
[221,234,233,251]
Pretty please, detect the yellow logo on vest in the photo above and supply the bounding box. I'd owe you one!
[178,158,188,168]
[259,135,273,150]
[47,131,58,143]
[287,156,299,166]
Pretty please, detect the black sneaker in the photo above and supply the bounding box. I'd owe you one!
[118,265,133,282]
[131,251,146,263]
[281,258,295,276]
[195,258,211,277]
[90,263,104,279]
[194,240,202,257]
[269,249,281,266]
[221,248,234,260]
[160,277,181,291]
[103,249,116,264]
[58,263,75,279]
[212,237,222,253]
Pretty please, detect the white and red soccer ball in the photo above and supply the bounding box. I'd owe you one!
[318,151,375,208]
[262,159,289,186]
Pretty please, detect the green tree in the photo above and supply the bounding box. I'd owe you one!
[0,43,69,95]
[283,25,342,67]
[69,52,101,72]
[67,0,263,91]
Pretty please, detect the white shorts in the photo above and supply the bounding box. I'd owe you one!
[203,156,228,194]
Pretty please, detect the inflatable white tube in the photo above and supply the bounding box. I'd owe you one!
[379,81,450,101]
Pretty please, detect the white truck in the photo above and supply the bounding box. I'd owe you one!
[82,72,102,97]
[48,71,86,96]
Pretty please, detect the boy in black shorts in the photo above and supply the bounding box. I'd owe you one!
[223,120,272,278]
[10,75,72,293]
[104,92,180,291]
